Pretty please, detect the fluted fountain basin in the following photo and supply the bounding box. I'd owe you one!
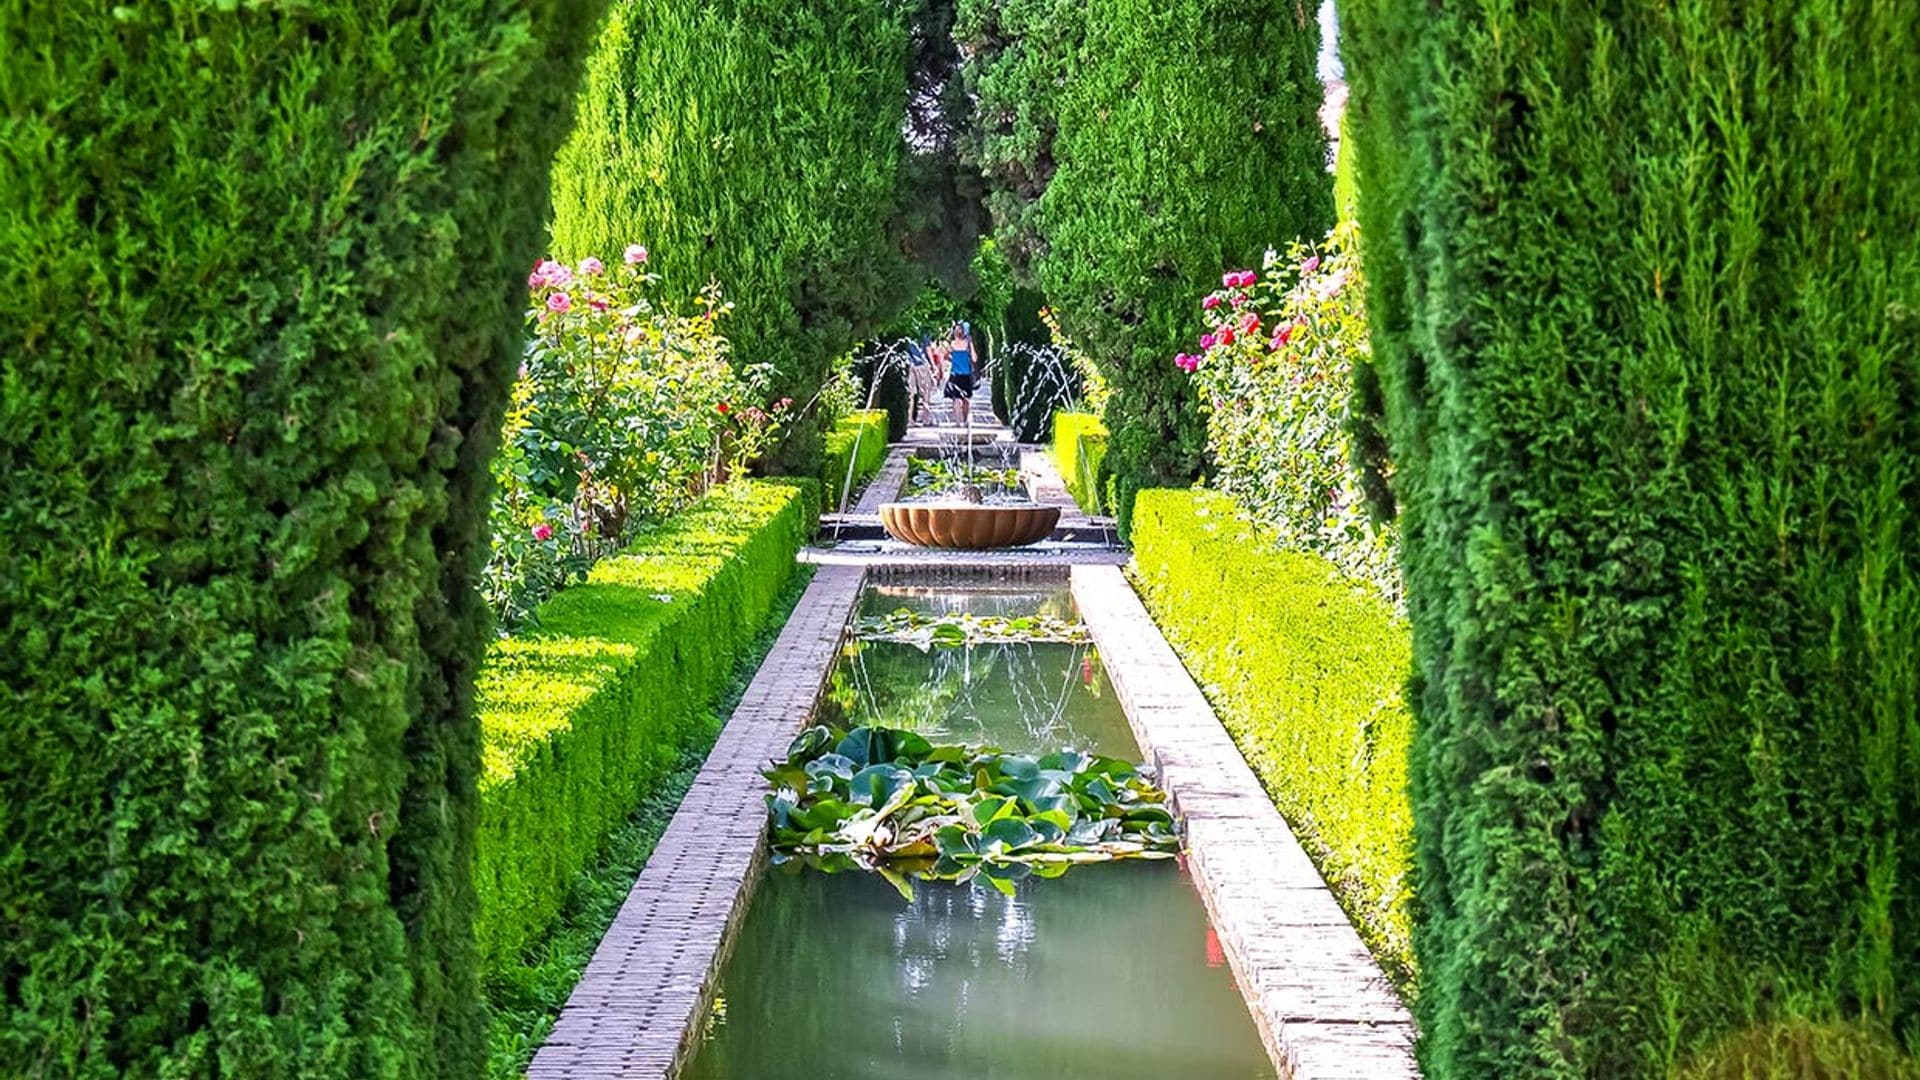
[879,503,1060,549]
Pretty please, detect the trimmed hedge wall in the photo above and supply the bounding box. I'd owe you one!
[819,411,892,514]
[473,481,813,968]
[551,0,916,474]
[1050,412,1110,516]
[0,5,604,1075]
[1343,2,1920,1075]
[1131,489,1415,984]
[958,0,1331,531]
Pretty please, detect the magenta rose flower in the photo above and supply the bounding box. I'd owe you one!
[1301,255,1321,274]
[531,523,555,541]
[624,243,649,265]
[1202,294,1221,310]
[547,292,571,313]
[579,256,605,276]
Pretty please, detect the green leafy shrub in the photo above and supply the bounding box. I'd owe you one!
[0,4,604,1074]
[1130,489,1414,986]
[1342,1,1920,1073]
[1677,1018,1919,1080]
[551,0,917,474]
[1050,412,1110,515]
[489,252,793,626]
[958,0,1331,530]
[1178,223,1397,603]
[818,411,891,514]
[473,480,814,969]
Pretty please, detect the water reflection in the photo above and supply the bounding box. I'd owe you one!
[686,864,1276,1080]
[684,588,1275,1079]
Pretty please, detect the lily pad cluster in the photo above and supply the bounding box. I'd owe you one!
[765,724,1179,898]
[854,607,1092,649]
[904,458,1024,499]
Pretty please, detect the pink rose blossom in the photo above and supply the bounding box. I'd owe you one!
[1301,255,1321,274]
[536,259,573,288]
[1230,294,1245,308]
[531,523,555,541]
[527,269,544,290]
[1173,353,1200,373]
[777,397,794,409]
[1239,313,1261,335]
[624,244,649,265]
[1202,294,1221,311]
[547,292,571,313]
[589,295,610,312]
[1199,333,1217,349]
[579,256,605,276]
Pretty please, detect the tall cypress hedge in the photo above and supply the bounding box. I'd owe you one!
[0,4,604,1075]
[1343,2,1920,1075]
[958,0,1330,528]
[550,0,917,472]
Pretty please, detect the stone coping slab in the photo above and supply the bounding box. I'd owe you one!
[1070,565,1421,1078]
[525,565,866,1080]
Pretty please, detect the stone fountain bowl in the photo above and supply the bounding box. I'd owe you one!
[879,503,1061,549]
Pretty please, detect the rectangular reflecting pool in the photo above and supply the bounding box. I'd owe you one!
[683,585,1276,1079]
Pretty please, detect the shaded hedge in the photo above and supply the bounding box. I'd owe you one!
[1050,412,1109,516]
[1131,489,1414,985]
[551,0,917,474]
[959,0,1330,530]
[473,481,813,968]
[1343,1,1920,1074]
[819,411,891,514]
[0,4,604,1075]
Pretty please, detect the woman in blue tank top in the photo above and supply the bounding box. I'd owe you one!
[943,322,976,426]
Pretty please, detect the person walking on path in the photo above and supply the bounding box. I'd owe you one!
[943,322,976,427]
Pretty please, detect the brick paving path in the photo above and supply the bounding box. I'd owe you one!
[526,565,865,1080]
[1071,565,1420,1078]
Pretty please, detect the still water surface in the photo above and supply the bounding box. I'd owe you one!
[683,588,1275,1079]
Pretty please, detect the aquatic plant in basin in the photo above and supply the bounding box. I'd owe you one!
[765,724,1178,899]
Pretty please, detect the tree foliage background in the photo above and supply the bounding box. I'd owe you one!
[957,0,1331,528]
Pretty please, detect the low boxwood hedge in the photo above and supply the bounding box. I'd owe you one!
[1130,487,1415,985]
[1051,411,1109,515]
[472,480,815,968]
[819,409,890,512]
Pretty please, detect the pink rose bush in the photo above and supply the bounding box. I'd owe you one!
[484,244,786,626]
[1178,223,1399,603]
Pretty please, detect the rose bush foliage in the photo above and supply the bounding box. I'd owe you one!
[1180,223,1398,604]
[485,248,790,625]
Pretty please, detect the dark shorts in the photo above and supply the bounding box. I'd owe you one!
[944,371,976,399]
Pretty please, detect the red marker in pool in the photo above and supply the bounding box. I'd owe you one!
[1206,926,1226,968]
[1080,656,1093,686]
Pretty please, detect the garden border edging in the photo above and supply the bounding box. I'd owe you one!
[1070,565,1420,1079]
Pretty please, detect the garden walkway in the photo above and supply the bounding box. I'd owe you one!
[529,408,1418,1079]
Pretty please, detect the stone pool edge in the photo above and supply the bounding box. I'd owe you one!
[1070,565,1421,1079]
[526,564,866,1080]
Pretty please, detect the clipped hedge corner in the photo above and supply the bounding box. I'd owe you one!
[473,480,812,968]
[819,410,890,513]
[1131,488,1415,983]
[1051,412,1109,515]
